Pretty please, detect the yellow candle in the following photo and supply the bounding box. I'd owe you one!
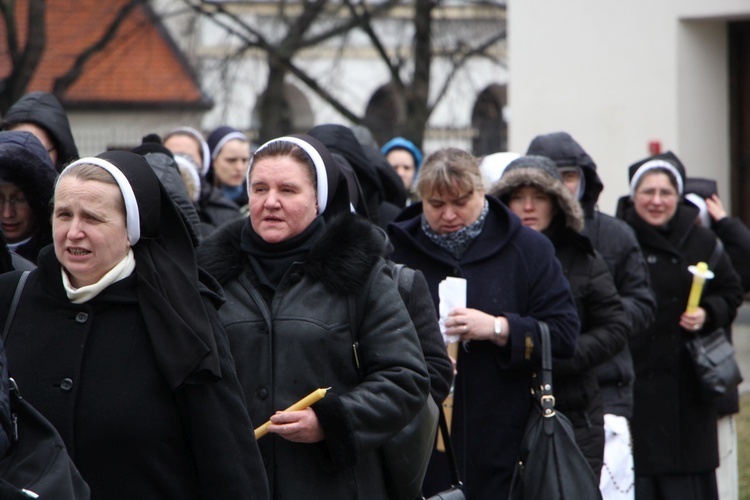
[686,262,709,314]
[254,387,329,440]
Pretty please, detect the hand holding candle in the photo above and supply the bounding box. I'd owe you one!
[686,262,715,314]
[254,387,330,440]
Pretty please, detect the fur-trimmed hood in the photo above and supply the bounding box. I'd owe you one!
[490,162,585,233]
[197,213,386,297]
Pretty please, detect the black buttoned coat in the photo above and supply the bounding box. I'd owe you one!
[388,196,581,500]
[0,246,269,499]
[620,201,743,475]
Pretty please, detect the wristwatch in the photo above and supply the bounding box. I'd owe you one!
[494,317,503,337]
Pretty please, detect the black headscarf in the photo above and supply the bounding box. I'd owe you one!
[59,151,221,390]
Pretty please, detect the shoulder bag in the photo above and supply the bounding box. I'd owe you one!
[508,322,602,500]
[684,240,743,400]
[0,271,91,499]
[348,263,439,500]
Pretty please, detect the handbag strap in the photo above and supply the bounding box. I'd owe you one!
[2,271,30,343]
[437,402,463,489]
[537,321,556,418]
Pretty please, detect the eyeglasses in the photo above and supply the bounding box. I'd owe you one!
[0,197,29,209]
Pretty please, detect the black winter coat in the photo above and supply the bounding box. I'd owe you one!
[620,201,743,475]
[197,214,430,499]
[388,196,580,500]
[546,219,628,476]
[390,263,454,402]
[527,131,656,417]
[711,216,750,415]
[196,181,242,235]
[0,247,269,499]
[586,212,655,417]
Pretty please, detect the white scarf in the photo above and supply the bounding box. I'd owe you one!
[62,249,136,304]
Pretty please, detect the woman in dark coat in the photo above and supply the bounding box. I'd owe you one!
[0,131,57,264]
[0,151,269,499]
[491,155,629,478]
[616,152,743,500]
[197,134,430,499]
[387,147,580,499]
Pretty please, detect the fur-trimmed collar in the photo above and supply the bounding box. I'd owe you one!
[197,214,386,296]
[490,167,585,233]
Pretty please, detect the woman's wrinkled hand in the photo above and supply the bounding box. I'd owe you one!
[268,408,325,443]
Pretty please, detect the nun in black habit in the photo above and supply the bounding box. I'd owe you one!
[196,134,429,499]
[0,151,269,499]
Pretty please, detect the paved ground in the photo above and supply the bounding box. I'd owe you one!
[732,302,750,395]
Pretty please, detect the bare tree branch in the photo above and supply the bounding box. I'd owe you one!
[343,0,404,91]
[427,29,507,115]
[0,0,47,112]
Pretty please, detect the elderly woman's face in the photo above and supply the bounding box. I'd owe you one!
[0,181,35,243]
[248,155,318,243]
[633,172,679,227]
[508,185,556,232]
[53,176,130,288]
[423,182,485,235]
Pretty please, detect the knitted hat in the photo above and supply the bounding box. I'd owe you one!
[381,137,423,171]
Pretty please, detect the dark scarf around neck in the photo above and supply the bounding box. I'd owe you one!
[240,216,325,290]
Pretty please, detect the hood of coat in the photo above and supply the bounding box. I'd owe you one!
[0,131,57,239]
[1,91,79,170]
[525,132,603,218]
[198,213,385,297]
[490,161,585,233]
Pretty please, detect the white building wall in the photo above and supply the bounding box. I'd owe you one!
[69,110,204,157]
[508,0,750,215]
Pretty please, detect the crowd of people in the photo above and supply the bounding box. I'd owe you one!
[0,90,745,500]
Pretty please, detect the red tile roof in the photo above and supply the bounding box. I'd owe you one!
[0,0,210,109]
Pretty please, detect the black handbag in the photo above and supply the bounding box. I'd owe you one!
[508,322,602,500]
[683,242,743,400]
[0,271,91,499]
[685,327,743,400]
[424,404,464,500]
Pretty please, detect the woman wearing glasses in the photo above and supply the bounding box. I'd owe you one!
[0,130,57,264]
[616,152,743,500]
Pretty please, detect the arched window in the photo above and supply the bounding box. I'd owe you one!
[472,84,507,156]
[364,83,405,147]
[251,82,314,136]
